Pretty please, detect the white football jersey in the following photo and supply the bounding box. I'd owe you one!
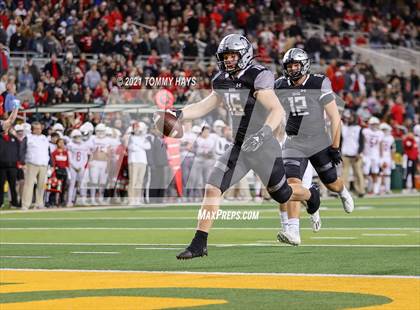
[181,131,198,157]
[362,128,384,158]
[67,141,91,169]
[195,135,217,157]
[92,136,112,153]
[381,134,395,160]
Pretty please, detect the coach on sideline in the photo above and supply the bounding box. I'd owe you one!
[21,121,50,210]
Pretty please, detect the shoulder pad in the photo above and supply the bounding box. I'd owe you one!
[312,73,326,79]
[249,64,267,71]
[211,71,223,82]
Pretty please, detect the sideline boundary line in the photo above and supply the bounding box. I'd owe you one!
[1,268,418,279]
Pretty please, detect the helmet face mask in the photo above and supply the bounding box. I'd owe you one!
[218,52,240,73]
[216,34,253,73]
[282,48,310,81]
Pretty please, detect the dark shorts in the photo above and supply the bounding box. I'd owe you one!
[207,136,292,203]
[283,147,338,184]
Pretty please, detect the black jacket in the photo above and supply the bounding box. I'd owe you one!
[0,133,24,168]
[146,134,168,167]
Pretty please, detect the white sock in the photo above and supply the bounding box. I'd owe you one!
[366,177,372,193]
[385,176,391,192]
[288,218,300,234]
[280,211,288,230]
[339,186,348,197]
[373,180,381,194]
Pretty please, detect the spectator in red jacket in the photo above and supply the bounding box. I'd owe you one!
[33,82,48,106]
[402,132,419,192]
[390,95,405,125]
[49,138,69,207]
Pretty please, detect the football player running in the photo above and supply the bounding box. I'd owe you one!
[275,48,354,246]
[157,34,321,260]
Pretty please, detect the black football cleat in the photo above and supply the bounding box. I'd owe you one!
[306,183,320,215]
[176,246,208,260]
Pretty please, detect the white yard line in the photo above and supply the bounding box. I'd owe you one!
[0,255,50,259]
[310,237,357,240]
[0,215,418,220]
[135,247,183,250]
[0,227,418,231]
[362,233,408,236]
[1,267,418,279]
[1,242,418,248]
[70,251,119,255]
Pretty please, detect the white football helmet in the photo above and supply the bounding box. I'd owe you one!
[105,127,113,137]
[379,123,392,134]
[192,125,201,134]
[95,123,106,138]
[52,123,64,132]
[71,129,82,143]
[368,116,380,130]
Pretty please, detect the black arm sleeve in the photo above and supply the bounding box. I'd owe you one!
[20,137,27,164]
[358,128,364,154]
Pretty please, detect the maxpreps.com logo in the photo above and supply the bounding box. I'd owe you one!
[198,209,259,220]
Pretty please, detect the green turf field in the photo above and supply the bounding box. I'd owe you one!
[0,195,419,309]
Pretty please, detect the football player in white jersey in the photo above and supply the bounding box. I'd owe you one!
[362,117,384,194]
[78,122,95,204]
[211,120,228,158]
[66,129,91,207]
[379,123,395,194]
[89,123,111,204]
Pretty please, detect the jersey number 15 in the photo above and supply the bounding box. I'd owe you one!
[224,92,245,116]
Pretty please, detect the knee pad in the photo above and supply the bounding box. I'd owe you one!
[317,164,338,184]
[284,159,306,179]
[267,178,293,204]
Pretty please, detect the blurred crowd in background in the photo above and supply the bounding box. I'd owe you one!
[0,0,419,208]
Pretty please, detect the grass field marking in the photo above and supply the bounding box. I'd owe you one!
[135,247,184,250]
[0,256,50,259]
[0,296,228,310]
[310,237,357,240]
[362,234,408,237]
[0,269,419,309]
[70,252,119,255]
[1,215,419,220]
[1,227,419,231]
[1,242,419,248]
[1,268,419,279]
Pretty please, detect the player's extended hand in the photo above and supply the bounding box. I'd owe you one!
[154,109,183,122]
[328,146,342,165]
[12,99,21,110]
[241,125,272,153]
